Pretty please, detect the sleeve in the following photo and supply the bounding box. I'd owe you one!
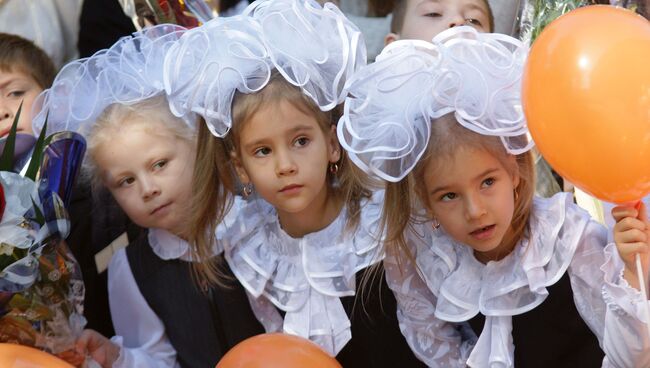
[108,249,180,368]
[568,220,650,368]
[383,232,472,367]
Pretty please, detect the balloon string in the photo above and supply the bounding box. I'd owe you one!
[635,253,650,339]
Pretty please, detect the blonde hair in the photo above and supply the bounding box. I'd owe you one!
[383,113,535,262]
[85,95,196,190]
[189,72,371,286]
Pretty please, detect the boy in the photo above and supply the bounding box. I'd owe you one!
[385,0,493,44]
[0,33,56,137]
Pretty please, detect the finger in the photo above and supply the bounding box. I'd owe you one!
[615,228,648,244]
[614,217,647,233]
[619,242,650,259]
[612,206,638,222]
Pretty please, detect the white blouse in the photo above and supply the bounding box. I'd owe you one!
[221,192,385,356]
[386,193,650,367]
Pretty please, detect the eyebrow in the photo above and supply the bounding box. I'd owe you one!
[243,124,315,150]
[429,167,500,196]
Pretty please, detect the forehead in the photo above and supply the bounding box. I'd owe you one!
[0,67,39,85]
[239,100,322,140]
[424,146,504,184]
[409,0,489,11]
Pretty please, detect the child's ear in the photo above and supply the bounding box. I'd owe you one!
[328,125,341,163]
[229,150,251,185]
[385,32,400,46]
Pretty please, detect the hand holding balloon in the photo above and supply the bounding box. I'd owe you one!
[612,203,650,292]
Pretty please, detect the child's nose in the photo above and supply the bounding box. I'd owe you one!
[141,179,161,200]
[275,151,297,176]
[0,103,13,123]
[464,195,487,220]
[448,13,465,28]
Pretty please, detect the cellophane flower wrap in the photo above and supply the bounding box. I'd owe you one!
[0,127,86,356]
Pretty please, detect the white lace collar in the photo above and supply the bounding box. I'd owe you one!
[222,191,385,355]
[148,228,192,261]
[416,193,592,367]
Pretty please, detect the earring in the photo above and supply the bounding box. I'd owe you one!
[514,188,520,201]
[329,162,339,174]
[242,182,254,198]
[431,218,440,230]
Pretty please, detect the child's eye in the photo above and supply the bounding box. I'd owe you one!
[466,18,482,26]
[481,177,495,188]
[8,90,25,98]
[293,137,310,147]
[254,147,271,157]
[118,177,135,187]
[153,160,167,170]
[424,12,442,17]
[440,192,457,201]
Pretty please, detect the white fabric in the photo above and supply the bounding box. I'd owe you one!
[387,193,650,367]
[107,229,207,368]
[0,0,82,68]
[338,26,532,183]
[221,192,385,356]
[31,24,188,137]
[163,0,366,137]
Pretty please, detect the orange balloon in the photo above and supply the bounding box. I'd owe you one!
[0,343,74,368]
[216,333,341,368]
[523,5,650,203]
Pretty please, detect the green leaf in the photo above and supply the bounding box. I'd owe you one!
[0,101,22,171]
[30,198,45,226]
[24,113,48,180]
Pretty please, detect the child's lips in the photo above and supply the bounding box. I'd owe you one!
[150,202,171,215]
[279,184,303,195]
[469,224,496,240]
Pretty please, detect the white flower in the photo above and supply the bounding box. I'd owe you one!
[0,243,13,256]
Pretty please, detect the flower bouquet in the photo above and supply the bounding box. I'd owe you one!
[0,106,87,360]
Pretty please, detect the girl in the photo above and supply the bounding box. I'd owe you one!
[163,1,423,366]
[338,27,650,367]
[32,25,263,368]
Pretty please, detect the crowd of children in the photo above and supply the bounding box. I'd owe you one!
[2,0,650,367]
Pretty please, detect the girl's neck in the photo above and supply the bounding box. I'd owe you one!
[277,186,343,238]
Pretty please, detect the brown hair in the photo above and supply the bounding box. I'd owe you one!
[383,113,535,263]
[0,33,56,89]
[186,119,235,287]
[189,72,371,286]
[390,0,495,34]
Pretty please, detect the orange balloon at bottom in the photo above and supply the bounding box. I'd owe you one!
[217,333,341,368]
[0,343,73,368]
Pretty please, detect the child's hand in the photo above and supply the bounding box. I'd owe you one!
[74,329,120,368]
[612,202,650,292]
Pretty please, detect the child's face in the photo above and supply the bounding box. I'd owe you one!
[0,69,42,137]
[424,146,519,259]
[386,0,491,44]
[234,100,340,218]
[94,123,195,236]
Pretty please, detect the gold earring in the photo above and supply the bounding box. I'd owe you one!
[514,188,520,201]
[242,183,254,198]
[431,218,440,230]
[329,162,339,174]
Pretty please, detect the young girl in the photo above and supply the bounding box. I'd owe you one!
[338,26,650,367]
[163,1,423,366]
[32,25,263,368]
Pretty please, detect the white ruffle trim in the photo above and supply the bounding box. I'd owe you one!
[417,193,591,367]
[601,242,650,321]
[222,192,385,355]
